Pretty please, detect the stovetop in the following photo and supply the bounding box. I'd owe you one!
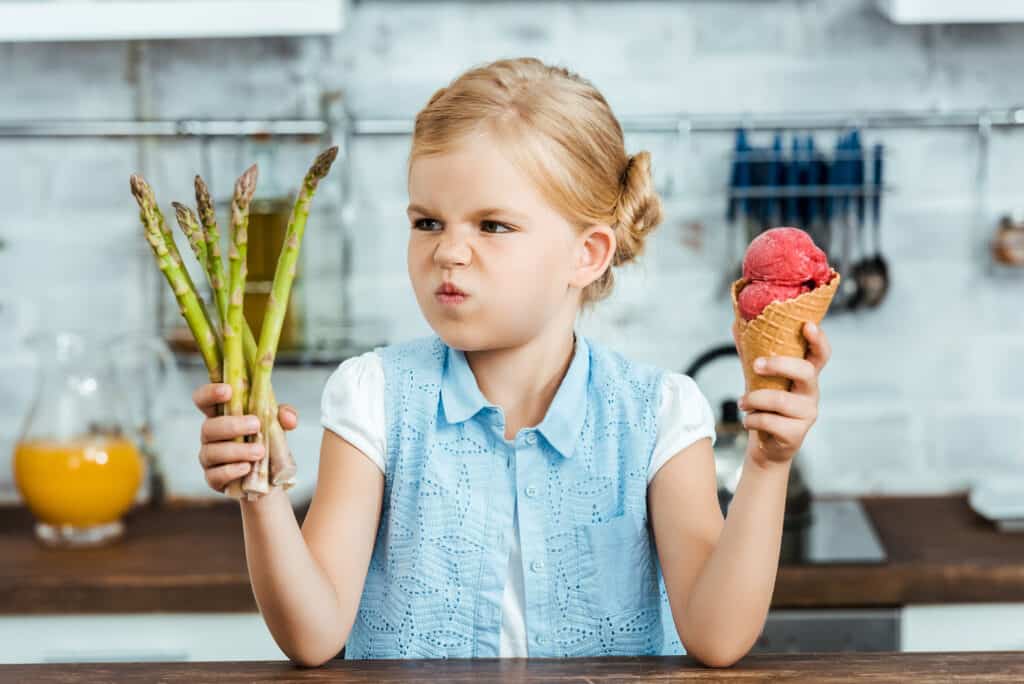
[780,498,887,565]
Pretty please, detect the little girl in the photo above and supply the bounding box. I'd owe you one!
[193,58,831,667]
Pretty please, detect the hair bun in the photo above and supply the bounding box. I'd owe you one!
[613,151,662,266]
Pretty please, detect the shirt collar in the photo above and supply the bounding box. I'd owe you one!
[440,334,590,459]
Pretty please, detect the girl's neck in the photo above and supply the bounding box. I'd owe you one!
[465,323,576,440]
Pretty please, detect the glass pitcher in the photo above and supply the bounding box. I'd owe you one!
[12,331,146,547]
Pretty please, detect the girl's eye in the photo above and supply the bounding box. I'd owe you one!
[412,218,442,232]
[481,220,513,234]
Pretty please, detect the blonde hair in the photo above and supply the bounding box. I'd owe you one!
[410,57,663,305]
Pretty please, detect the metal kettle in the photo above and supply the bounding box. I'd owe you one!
[684,343,811,554]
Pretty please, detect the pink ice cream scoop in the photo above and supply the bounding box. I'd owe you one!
[738,227,832,321]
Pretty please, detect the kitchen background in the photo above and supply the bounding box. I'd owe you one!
[2,0,1024,506]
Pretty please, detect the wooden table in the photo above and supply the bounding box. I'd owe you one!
[1,652,1022,682]
[2,496,1023,614]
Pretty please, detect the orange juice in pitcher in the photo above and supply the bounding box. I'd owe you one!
[11,332,147,547]
[14,437,143,532]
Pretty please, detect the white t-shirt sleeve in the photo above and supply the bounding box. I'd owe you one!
[320,351,387,474]
[647,372,717,483]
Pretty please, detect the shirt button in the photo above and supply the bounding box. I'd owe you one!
[535,635,547,646]
[525,432,538,446]
[525,485,538,498]
[530,560,545,573]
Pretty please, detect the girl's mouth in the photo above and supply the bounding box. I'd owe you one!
[436,282,468,306]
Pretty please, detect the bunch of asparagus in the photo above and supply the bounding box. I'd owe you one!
[130,146,338,500]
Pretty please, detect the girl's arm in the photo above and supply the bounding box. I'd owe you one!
[240,429,383,667]
[649,438,788,667]
[650,321,830,667]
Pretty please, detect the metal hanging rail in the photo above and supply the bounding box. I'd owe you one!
[352,108,1024,136]
[0,119,328,138]
[0,108,1022,139]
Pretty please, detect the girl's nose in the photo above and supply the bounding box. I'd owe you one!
[434,232,472,268]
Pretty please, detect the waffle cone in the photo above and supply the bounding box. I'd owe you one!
[731,270,840,394]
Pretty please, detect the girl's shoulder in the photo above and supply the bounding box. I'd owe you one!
[321,349,385,412]
[322,336,452,401]
[374,335,447,369]
[320,349,388,472]
[584,336,711,413]
[584,335,665,384]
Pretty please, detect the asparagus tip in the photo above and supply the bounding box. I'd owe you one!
[172,201,202,232]
[195,174,211,203]
[311,146,339,180]
[234,164,259,204]
[129,174,144,196]
[129,174,154,205]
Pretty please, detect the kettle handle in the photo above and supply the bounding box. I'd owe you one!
[684,343,738,380]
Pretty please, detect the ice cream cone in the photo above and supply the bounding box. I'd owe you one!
[731,270,840,395]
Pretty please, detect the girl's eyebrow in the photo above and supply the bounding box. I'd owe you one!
[473,207,527,222]
[406,203,526,222]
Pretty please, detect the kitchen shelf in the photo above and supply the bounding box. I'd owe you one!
[169,340,378,369]
[0,1,344,43]
[876,0,1024,24]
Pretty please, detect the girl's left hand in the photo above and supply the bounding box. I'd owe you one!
[733,321,832,467]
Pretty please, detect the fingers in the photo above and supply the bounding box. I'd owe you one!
[277,404,299,431]
[198,441,265,469]
[193,383,231,417]
[739,389,817,422]
[206,462,253,493]
[742,412,807,450]
[802,321,832,372]
[751,354,818,394]
[199,440,263,493]
[201,414,262,444]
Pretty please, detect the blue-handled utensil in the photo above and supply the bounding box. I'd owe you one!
[852,129,866,229]
[864,142,889,307]
[721,129,750,297]
[785,135,800,225]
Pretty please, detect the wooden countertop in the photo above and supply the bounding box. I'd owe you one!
[1,652,1022,682]
[774,496,1024,608]
[2,496,1023,614]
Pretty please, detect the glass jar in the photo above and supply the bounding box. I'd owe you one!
[12,332,145,547]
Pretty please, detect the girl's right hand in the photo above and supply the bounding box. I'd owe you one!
[192,383,300,493]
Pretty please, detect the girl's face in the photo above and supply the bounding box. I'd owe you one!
[406,132,585,352]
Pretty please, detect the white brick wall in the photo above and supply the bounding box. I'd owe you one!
[2,1,1023,501]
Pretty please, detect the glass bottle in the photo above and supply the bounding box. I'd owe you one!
[12,331,144,547]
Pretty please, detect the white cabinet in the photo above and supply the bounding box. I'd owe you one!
[877,0,1024,24]
[0,1,344,42]
[902,604,1024,652]
[0,614,286,664]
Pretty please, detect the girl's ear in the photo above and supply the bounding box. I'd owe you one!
[570,224,616,290]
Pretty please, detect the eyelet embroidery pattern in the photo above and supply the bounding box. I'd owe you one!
[346,336,684,659]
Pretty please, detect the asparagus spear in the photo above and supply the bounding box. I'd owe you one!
[218,167,258,500]
[171,202,208,274]
[130,175,222,382]
[241,146,338,496]
[195,177,229,331]
[225,166,257,421]
[190,180,297,491]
